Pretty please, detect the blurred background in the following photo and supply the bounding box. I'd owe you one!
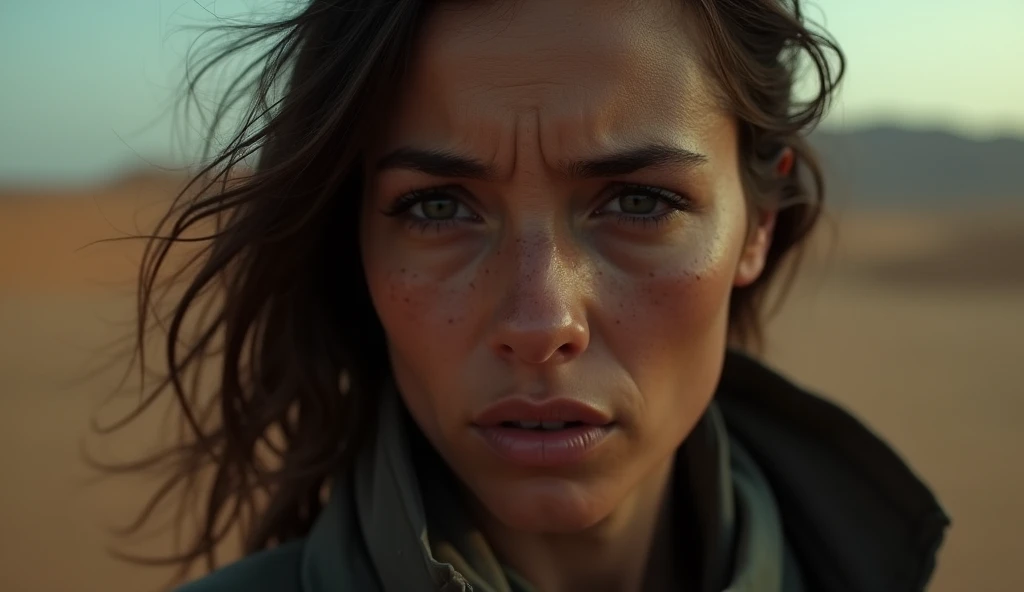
[1,1,1022,591]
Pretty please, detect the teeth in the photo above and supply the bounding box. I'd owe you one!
[516,420,541,429]
[541,421,566,430]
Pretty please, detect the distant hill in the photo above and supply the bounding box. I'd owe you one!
[810,126,1024,207]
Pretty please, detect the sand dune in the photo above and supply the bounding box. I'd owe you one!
[1,177,1022,591]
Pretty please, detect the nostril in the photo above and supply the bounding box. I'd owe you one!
[554,342,582,360]
[493,325,589,365]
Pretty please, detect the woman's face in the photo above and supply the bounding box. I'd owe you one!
[360,0,773,533]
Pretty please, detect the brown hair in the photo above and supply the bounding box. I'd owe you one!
[99,0,843,584]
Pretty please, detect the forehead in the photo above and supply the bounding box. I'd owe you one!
[379,0,723,157]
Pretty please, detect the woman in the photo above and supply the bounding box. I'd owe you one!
[115,0,949,590]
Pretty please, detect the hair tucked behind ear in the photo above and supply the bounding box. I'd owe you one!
[692,0,844,349]
[93,0,841,586]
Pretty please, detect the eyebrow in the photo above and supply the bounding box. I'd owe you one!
[374,143,708,180]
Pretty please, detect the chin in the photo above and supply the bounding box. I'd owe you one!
[477,477,614,534]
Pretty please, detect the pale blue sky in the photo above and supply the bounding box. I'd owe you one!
[1,0,1022,183]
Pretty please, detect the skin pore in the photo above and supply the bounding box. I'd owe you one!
[359,0,775,590]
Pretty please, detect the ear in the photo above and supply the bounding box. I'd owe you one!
[774,146,794,177]
[734,147,791,287]
[733,208,776,287]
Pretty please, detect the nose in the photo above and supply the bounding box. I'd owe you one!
[489,234,590,366]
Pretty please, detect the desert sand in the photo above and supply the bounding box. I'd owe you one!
[1,176,1021,591]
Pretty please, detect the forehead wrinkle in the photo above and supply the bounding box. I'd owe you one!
[387,0,726,182]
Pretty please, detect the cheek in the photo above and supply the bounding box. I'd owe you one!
[362,215,485,344]
[644,190,749,334]
[605,260,733,359]
[366,263,477,353]
[598,218,743,430]
[361,223,494,407]
[604,221,741,340]
[362,254,483,436]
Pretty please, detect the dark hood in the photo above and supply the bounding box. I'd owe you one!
[715,351,950,591]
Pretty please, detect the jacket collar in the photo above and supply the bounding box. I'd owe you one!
[300,381,461,592]
[715,351,950,592]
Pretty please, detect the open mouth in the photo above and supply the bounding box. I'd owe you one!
[476,421,615,467]
[471,397,615,466]
[499,420,588,430]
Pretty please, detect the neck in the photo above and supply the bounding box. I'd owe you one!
[472,455,682,592]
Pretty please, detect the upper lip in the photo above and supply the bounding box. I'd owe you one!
[472,398,613,427]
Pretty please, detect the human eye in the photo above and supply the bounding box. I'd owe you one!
[382,186,482,233]
[593,183,695,229]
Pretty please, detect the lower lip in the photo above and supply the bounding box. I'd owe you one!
[474,424,615,467]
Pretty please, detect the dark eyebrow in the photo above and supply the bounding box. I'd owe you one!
[375,147,495,179]
[565,143,708,178]
[374,143,707,180]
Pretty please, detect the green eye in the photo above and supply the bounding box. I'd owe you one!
[593,183,694,227]
[418,198,459,220]
[617,193,659,215]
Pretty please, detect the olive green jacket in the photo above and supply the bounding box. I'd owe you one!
[177,352,949,592]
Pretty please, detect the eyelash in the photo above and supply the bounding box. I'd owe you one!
[382,183,695,233]
[595,184,695,229]
[382,186,479,233]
